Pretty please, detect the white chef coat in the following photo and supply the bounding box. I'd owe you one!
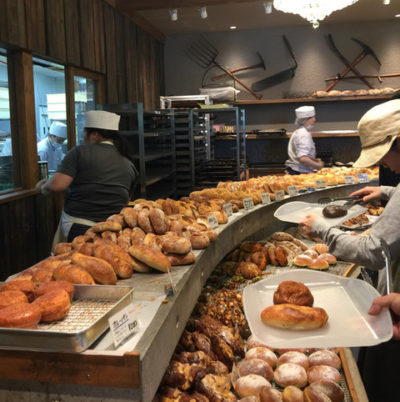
[285,126,316,173]
[37,137,65,171]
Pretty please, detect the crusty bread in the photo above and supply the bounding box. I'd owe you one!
[260,304,328,330]
[129,244,171,272]
[72,253,117,285]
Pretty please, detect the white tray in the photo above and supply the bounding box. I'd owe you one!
[274,201,367,227]
[242,270,392,348]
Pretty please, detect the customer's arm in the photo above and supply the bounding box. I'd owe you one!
[40,172,73,195]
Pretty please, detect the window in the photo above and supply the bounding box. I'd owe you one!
[0,49,13,191]
[33,58,67,174]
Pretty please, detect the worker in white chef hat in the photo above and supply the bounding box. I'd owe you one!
[285,105,324,174]
[37,121,67,171]
[40,110,138,244]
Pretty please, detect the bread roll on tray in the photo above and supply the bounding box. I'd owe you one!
[0,303,42,328]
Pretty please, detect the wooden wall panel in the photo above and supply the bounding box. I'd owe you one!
[125,21,138,103]
[24,0,46,54]
[79,0,96,71]
[115,14,128,102]
[93,0,106,73]
[64,0,81,66]
[0,0,27,48]
[44,0,66,61]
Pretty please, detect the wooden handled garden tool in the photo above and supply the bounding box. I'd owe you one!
[187,35,263,99]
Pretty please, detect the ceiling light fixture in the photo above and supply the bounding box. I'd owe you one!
[169,9,178,21]
[264,1,273,14]
[230,26,237,30]
[273,0,359,29]
[382,0,390,4]
[395,13,400,17]
[199,6,208,19]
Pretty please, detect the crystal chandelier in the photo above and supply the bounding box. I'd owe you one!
[273,0,360,29]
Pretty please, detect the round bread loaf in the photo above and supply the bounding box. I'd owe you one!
[245,346,278,367]
[261,304,328,331]
[233,374,271,398]
[293,254,313,268]
[303,249,319,259]
[0,290,28,309]
[246,334,273,350]
[238,358,274,381]
[282,385,304,402]
[238,396,259,402]
[277,348,307,356]
[322,205,347,219]
[1,280,36,302]
[312,244,330,255]
[309,350,341,370]
[304,379,344,401]
[278,351,309,369]
[307,365,341,383]
[0,302,42,328]
[32,289,71,322]
[273,281,314,307]
[308,258,329,270]
[318,253,337,265]
[274,363,307,388]
[259,386,282,402]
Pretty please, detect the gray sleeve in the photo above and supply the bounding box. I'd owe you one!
[380,185,396,200]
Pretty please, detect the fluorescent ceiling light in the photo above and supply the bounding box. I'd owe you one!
[230,26,237,30]
[169,9,178,21]
[264,1,273,14]
[200,7,207,19]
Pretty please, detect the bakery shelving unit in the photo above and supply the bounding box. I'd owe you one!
[101,103,176,200]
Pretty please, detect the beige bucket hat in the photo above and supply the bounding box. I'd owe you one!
[354,99,400,167]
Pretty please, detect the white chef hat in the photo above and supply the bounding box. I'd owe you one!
[49,122,67,139]
[295,106,315,120]
[84,110,120,131]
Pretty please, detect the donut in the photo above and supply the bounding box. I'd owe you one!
[233,374,271,398]
[309,350,341,370]
[1,280,36,302]
[278,351,309,369]
[245,347,278,367]
[307,365,341,383]
[274,363,308,388]
[0,290,28,309]
[273,281,314,307]
[304,380,344,401]
[237,358,274,381]
[32,289,71,322]
[35,280,75,301]
[282,385,304,402]
[0,302,42,328]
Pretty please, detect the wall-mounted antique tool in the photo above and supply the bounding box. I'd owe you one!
[325,34,381,91]
[251,36,297,92]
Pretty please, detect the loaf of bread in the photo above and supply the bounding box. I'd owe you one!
[92,221,122,233]
[120,207,138,228]
[273,281,314,307]
[238,358,274,381]
[94,242,133,278]
[72,252,117,284]
[322,205,347,218]
[53,263,95,285]
[260,304,328,330]
[129,244,171,272]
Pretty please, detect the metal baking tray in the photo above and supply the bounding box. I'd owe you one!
[0,284,134,352]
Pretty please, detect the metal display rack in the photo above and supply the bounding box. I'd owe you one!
[100,103,176,200]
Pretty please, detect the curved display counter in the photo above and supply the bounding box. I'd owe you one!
[0,182,372,402]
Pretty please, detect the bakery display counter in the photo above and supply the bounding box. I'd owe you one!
[0,182,372,402]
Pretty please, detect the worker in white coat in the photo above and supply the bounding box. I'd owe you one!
[37,122,67,171]
[285,106,324,174]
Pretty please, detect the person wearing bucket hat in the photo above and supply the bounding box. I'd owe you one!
[285,105,324,174]
[37,121,67,171]
[40,110,138,242]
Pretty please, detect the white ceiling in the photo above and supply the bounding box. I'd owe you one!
[132,0,400,35]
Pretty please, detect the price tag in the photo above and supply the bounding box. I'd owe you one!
[108,304,139,348]
[231,185,236,192]
[315,179,326,189]
[307,186,315,192]
[345,175,355,184]
[243,197,254,211]
[274,190,285,202]
[357,173,369,183]
[263,183,270,193]
[287,185,298,197]
[261,192,271,204]
[207,213,219,228]
[223,202,233,217]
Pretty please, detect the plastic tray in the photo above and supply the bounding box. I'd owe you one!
[274,200,367,227]
[242,270,392,348]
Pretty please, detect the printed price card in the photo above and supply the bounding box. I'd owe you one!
[315,179,326,189]
[357,173,369,183]
[223,202,233,217]
[274,190,285,202]
[287,185,298,197]
[109,304,139,348]
[231,185,236,192]
[207,213,219,228]
[261,192,271,204]
[243,197,254,211]
[345,175,355,184]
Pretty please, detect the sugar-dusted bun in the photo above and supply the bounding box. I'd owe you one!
[260,386,283,402]
[309,350,341,370]
[238,358,274,381]
[308,258,329,270]
[318,253,337,265]
[312,244,329,255]
[239,396,259,402]
[233,374,271,398]
[293,254,313,267]
[274,363,307,388]
[246,334,273,350]
[273,281,314,307]
[245,347,278,367]
[282,385,304,402]
[302,249,319,259]
[304,380,344,402]
[277,348,307,356]
[278,351,309,369]
[261,304,328,331]
[309,347,339,355]
[307,365,341,383]
[0,302,42,328]
[0,289,28,309]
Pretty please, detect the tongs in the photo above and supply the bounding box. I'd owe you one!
[317,195,365,205]
[380,238,393,295]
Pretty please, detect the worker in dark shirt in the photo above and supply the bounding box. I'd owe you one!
[40,110,137,242]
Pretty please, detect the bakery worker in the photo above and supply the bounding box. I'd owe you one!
[285,106,324,174]
[299,99,400,402]
[37,121,67,171]
[40,110,137,242]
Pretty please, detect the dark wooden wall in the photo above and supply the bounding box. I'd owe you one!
[0,0,165,280]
